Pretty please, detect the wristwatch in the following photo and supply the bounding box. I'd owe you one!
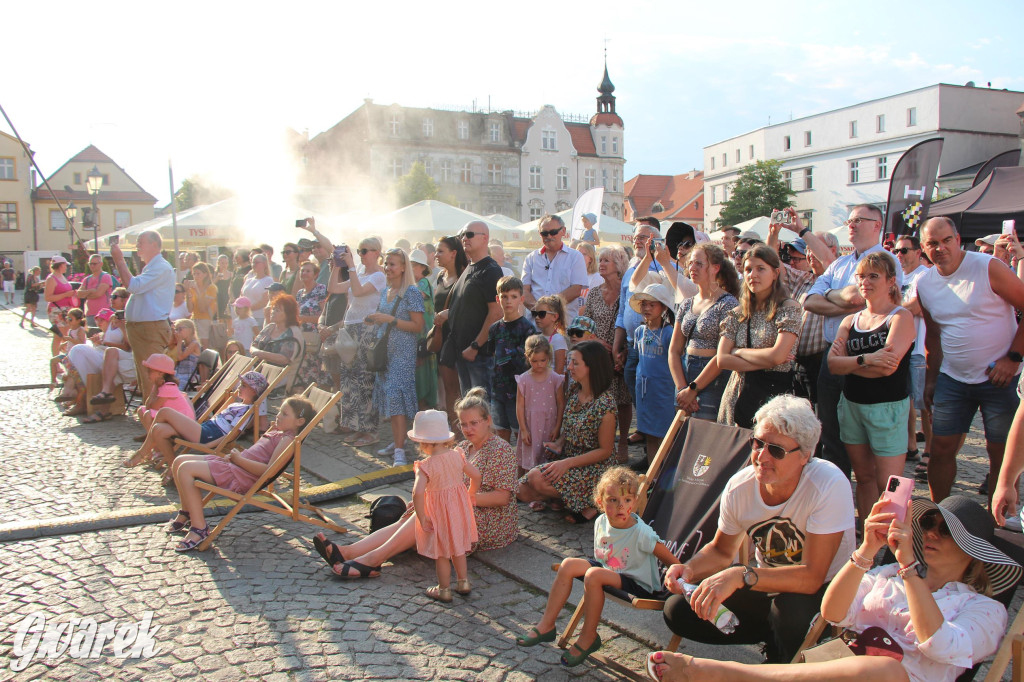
[1008,351,1023,363]
[799,227,812,237]
[688,381,699,392]
[470,341,481,351]
[857,355,866,366]
[732,563,758,589]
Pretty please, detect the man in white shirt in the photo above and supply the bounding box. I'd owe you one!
[916,217,1024,502]
[894,234,931,471]
[804,204,902,478]
[521,214,589,319]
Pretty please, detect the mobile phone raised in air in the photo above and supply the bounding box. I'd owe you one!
[295,219,308,228]
[878,475,914,522]
[334,245,347,266]
[109,235,119,246]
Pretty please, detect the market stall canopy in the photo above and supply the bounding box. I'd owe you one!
[372,201,525,245]
[510,209,635,247]
[927,167,1024,242]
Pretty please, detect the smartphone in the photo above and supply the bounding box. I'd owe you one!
[295,219,308,228]
[109,235,119,246]
[70,281,82,290]
[334,245,347,266]
[878,475,914,522]
[1003,219,1016,235]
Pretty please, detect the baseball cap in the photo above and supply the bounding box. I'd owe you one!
[788,239,808,255]
[267,282,287,293]
[694,232,710,244]
[975,234,1000,247]
[567,316,598,335]
[233,296,252,308]
[297,238,318,251]
[95,308,115,322]
[51,255,69,265]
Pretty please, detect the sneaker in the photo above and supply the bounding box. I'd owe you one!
[378,442,396,456]
[393,449,407,466]
[1004,512,1023,533]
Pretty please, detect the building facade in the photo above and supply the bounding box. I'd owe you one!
[302,65,625,223]
[0,131,35,265]
[702,84,1024,231]
[623,171,704,231]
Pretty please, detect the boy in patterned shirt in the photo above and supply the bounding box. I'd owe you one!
[485,276,536,442]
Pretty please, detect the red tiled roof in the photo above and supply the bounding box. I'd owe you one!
[625,172,704,221]
[512,119,531,144]
[565,123,597,156]
[33,188,158,203]
[69,145,116,164]
[590,112,623,127]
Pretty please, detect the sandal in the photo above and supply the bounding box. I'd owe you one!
[80,412,113,424]
[349,435,379,448]
[426,585,452,603]
[454,578,471,596]
[914,453,930,481]
[90,391,116,404]
[332,560,381,579]
[627,432,644,445]
[174,525,210,552]
[166,510,190,533]
[528,501,548,512]
[122,450,150,468]
[62,405,87,417]
[564,510,595,525]
[560,634,602,667]
[54,394,77,404]
[516,626,556,647]
[312,533,345,567]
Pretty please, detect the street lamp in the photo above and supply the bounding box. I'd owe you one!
[86,165,103,254]
[65,201,78,230]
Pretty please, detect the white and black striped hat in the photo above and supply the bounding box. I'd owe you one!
[911,496,1024,596]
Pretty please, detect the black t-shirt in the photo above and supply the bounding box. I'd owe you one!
[441,257,502,366]
[324,293,348,326]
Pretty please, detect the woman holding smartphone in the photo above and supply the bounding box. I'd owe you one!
[827,252,915,525]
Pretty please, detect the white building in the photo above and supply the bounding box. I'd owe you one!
[703,84,1024,231]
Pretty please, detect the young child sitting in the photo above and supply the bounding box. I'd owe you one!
[515,466,678,667]
[485,276,535,443]
[172,319,202,389]
[135,353,195,437]
[50,308,87,387]
[409,409,482,604]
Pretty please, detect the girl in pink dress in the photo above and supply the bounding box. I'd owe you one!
[515,335,565,474]
[409,409,481,603]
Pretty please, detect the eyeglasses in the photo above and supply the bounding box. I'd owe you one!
[531,310,551,319]
[459,231,484,240]
[748,436,801,459]
[112,294,127,299]
[458,418,486,430]
[854,272,883,281]
[174,289,184,294]
[282,250,297,255]
[919,511,951,537]
[567,329,586,338]
[539,228,563,237]
[845,217,881,227]
[892,247,915,255]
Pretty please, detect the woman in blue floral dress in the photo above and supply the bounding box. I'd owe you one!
[295,262,329,389]
[368,249,425,466]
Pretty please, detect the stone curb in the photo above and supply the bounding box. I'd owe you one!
[0,464,415,543]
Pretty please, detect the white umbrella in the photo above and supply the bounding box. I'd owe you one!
[372,201,525,244]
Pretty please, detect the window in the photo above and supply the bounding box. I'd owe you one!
[542,130,557,150]
[801,211,813,230]
[0,203,17,230]
[72,172,81,185]
[102,174,109,186]
[487,163,502,184]
[723,185,730,202]
[388,114,400,136]
[602,169,609,189]
[612,170,620,192]
[529,165,542,190]
[710,156,715,170]
[804,167,814,190]
[457,120,469,140]
[440,160,452,182]
[735,149,741,163]
[876,114,885,133]
[783,171,793,190]
[584,168,596,190]
[711,186,717,205]
[556,167,569,191]
[0,158,15,180]
[804,131,812,147]
[49,209,66,231]
[114,210,131,229]
[423,159,433,177]
[529,206,543,221]
[390,158,403,177]
[877,156,889,180]
[612,137,619,154]
[460,162,472,184]
[907,107,917,127]
[784,136,791,151]
[601,137,607,154]
[749,144,754,159]
[722,153,727,166]
[849,120,858,138]
[489,122,501,142]
[849,160,860,184]
[422,118,433,137]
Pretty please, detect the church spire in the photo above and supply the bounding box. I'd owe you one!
[597,58,616,114]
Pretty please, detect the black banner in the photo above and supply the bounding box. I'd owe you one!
[973,149,1021,187]
[644,418,753,563]
[884,138,944,238]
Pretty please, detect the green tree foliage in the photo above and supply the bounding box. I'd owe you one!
[396,162,445,206]
[174,175,233,211]
[714,160,796,227]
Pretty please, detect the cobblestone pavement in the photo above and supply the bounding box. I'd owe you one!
[0,302,1017,680]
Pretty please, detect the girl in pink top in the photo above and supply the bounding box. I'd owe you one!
[516,335,565,475]
[165,396,317,552]
[409,410,481,603]
[135,354,196,433]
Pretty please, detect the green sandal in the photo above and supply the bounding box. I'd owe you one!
[515,626,556,647]
[560,634,602,667]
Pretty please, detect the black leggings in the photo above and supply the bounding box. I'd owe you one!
[662,582,828,663]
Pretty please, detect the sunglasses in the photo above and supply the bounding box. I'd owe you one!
[539,228,563,237]
[174,289,184,294]
[748,436,801,459]
[531,310,552,319]
[567,329,586,338]
[892,247,915,255]
[112,294,128,299]
[919,511,951,537]
[678,240,695,249]
[357,248,373,255]
[459,231,484,240]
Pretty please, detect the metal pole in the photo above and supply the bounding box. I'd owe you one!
[92,191,98,255]
[168,160,179,272]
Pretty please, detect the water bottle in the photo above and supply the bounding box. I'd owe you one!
[678,580,740,634]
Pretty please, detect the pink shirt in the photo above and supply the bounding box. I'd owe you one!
[144,382,195,420]
[82,273,113,317]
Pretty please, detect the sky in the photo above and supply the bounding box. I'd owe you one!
[4,0,1022,211]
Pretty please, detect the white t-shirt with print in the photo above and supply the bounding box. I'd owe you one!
[719,457,855,581]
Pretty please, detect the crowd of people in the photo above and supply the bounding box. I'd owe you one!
[20,205,1024,678]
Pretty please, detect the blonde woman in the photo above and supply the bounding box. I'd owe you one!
[185,262,218,346]
[240,254,274,326]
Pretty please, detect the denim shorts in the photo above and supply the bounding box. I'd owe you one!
[490,393,519,432]
[909,354,925,406]
[838,395,910,457]
[200,420,227,443]
[931,372,1020,442]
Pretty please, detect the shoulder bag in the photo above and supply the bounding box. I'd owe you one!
[425,278,454,355]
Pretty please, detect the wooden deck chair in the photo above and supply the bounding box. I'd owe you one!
[172,362,287,458]
[184,348,221,392]
[191,353,256,422]
[554,414,753,677]
[193,384,345,550]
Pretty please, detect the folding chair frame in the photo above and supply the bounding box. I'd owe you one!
[190,354,256,422]
[192,385,345,550]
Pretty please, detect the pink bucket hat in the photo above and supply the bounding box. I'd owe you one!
[142,353,176,375]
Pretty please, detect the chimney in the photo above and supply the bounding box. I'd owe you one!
[689,169,696,180]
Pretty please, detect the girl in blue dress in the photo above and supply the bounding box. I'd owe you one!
[631,283,677,467]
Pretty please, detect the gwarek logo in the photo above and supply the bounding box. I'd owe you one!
[692,454,712,478]
[9,611,161,672]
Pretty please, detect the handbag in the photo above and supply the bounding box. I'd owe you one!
[367,291,403,373]
[208,321,229,356]
[799,626,903,664]
[335,327,358,365]
[732,316,794,428]
[425,279,454,355]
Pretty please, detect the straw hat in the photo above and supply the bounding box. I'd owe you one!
[629,283,675,314]
[142,353,176,375]
[910,496,1024,595]
[407,410,455,443]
